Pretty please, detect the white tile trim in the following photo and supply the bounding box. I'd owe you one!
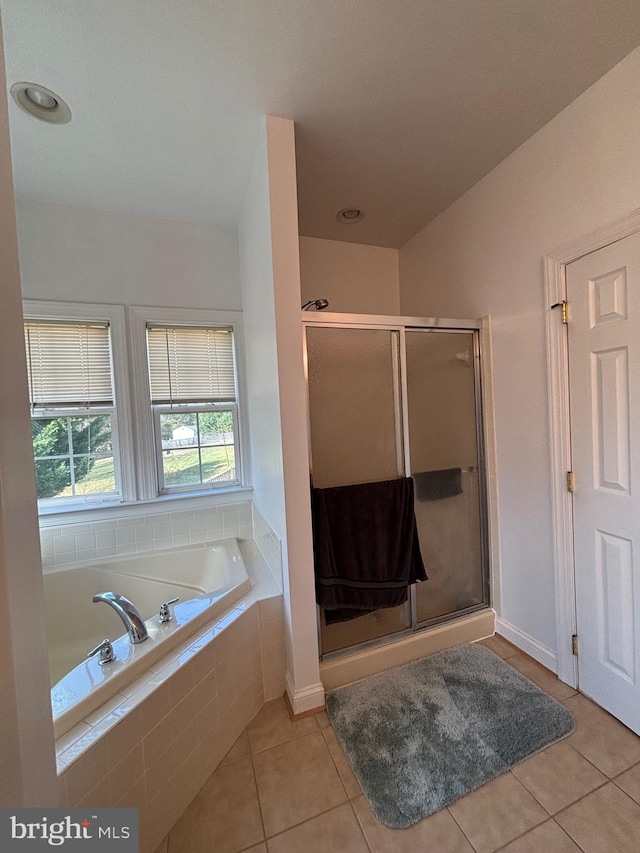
[40,501,253,570]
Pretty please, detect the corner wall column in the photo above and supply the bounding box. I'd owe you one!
[0,10,59,806]
[267,116,324,713]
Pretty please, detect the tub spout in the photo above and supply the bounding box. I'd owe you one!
[92,591,149,644]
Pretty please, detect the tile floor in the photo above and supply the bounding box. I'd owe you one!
[155,636,640,853]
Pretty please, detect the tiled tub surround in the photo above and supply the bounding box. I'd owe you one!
[55,547,286,853]
[50,538,253,736]
[252,507,283,588]
[40,501,255,569]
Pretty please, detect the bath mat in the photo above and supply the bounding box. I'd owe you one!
[326,643,575,828]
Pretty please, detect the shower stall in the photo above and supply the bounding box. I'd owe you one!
[303,313,490,659]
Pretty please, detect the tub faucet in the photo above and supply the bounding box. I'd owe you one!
[92,591,149,644]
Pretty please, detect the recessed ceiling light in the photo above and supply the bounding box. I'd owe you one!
[336,207,365,224]
[10,82,71,124]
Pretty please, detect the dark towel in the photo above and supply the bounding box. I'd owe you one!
[412,468,462,501]
[312,477,427,624]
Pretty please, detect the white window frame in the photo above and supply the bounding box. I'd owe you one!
[153,403,241,494]
[128,306,248,500]
[31,405,121,506]
[23,300,136,511]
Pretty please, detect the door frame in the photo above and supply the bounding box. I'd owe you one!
[545,206,640,688]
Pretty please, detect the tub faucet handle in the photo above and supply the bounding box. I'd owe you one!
[158,597,180,624]
[88,639,116,666]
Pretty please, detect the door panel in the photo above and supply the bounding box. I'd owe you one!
[404,330,487,624]
[306,326,401,488]
[592,347,630,493]
[566,230,640,734]
[595,529,635,682]
[306,325,410,653]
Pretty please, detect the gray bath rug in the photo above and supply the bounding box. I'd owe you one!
[326,643,575,828]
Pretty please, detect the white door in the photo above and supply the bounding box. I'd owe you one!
[566,230,640,734]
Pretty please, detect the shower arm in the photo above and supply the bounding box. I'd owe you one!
[302,299,329,311]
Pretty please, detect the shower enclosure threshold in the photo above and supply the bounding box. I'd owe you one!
[319,607,495,692]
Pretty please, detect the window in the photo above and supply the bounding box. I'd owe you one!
[24,318,120,504]
[22,301,244,513]
[146,324,240,492]
[23,301,136,511]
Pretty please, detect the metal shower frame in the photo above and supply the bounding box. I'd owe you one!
[302,312,491,660]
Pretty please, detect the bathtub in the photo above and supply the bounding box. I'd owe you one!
[46,538,252,736]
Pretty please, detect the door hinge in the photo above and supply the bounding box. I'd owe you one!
[572,634,579,656]
[567,471,575,493]
[551,300,569,324]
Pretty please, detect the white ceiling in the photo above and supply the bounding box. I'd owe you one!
[3,1,640,248]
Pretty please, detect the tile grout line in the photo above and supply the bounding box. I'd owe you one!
[563,733,633,782]
[560,704,640,781]
[552,778,626,822]
[490,816,587,853]
[346,800,374,853]
[319,723,361,801]
[516,772,610,819]
[445,770,549,853]
[447,740,639,853]
[314,717,351,804]
[259,802,365,847]
[508,739,613,815]
[611,755,640,787]
[248,739,269,850]
[552,819,591,853]
[247,712,354,847]
[608,782,640,815]
[247,719,323,757]
[318,716,373,850]
[513,693,640,812]
[445,802,480,852]
[238,840,265,853]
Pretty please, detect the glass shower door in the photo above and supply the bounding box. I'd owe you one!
[305,326,411,653]
[405,330,488,624]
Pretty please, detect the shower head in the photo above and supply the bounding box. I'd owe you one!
[302,298,330,311]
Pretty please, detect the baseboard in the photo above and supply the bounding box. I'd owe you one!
[495,617,557,672]
[284,671,325,716]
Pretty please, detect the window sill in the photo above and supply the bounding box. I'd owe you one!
[37,485,254,528]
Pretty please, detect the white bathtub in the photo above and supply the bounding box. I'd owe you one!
[46,538,252,735]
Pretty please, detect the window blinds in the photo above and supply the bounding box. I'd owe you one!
[146,325,236,405]
[24,320,114,408]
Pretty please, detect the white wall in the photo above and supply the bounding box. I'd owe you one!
[240,117,322,713]
[16,199,241,309]
[0,19,58,805]
[299,236,400,314]
[240,122,287,545]
[399,45,640,662]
